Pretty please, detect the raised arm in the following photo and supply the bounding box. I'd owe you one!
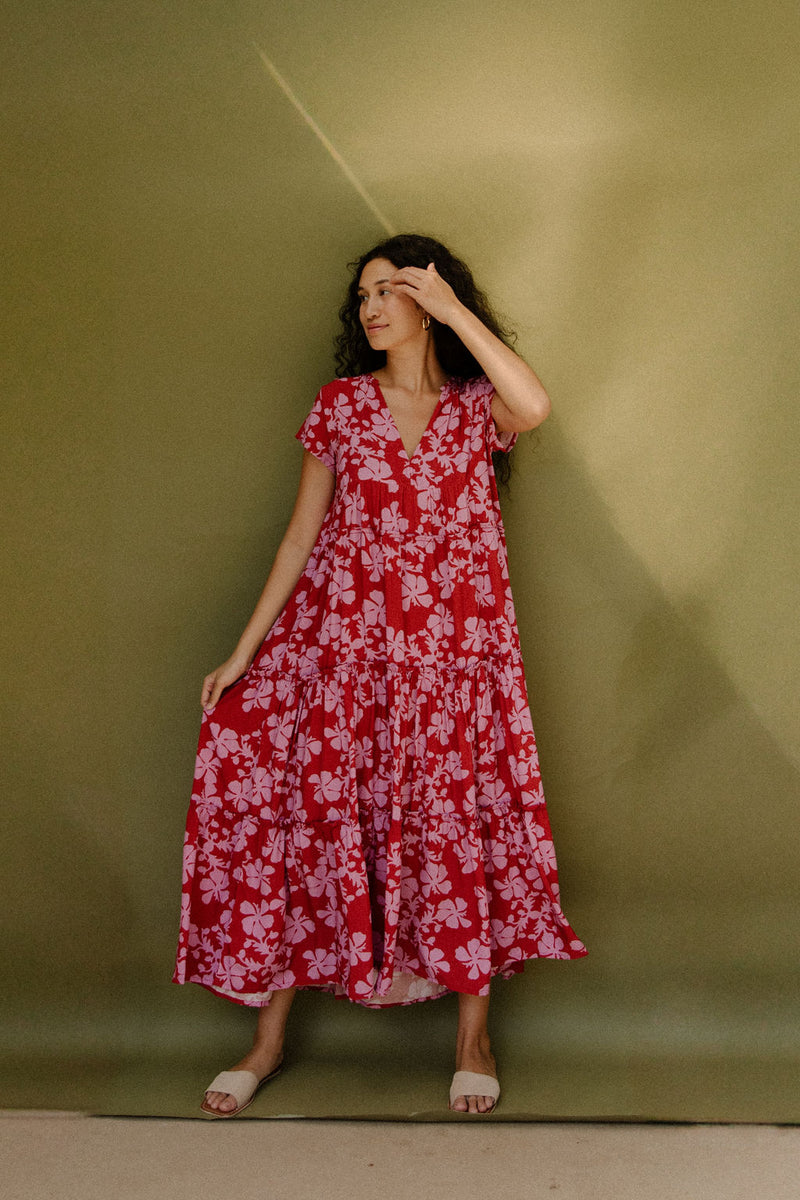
[390,263,551,433]
[201,450,335,709]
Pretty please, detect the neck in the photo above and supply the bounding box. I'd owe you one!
[380,341,447,395]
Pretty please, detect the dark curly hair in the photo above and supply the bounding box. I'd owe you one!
[334,233,518,487]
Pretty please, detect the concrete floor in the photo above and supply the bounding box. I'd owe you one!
[3,1113,798,1200]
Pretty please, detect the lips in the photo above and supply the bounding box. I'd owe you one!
[367,324,387,332]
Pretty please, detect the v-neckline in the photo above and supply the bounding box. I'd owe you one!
[369,374,451,464]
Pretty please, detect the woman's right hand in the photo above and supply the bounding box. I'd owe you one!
[201,652,252,710]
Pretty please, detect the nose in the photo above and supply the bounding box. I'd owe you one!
[363,293,381,321]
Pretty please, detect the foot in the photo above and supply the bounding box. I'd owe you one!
[450,1034,498,1114]
[202,1046,283,1115]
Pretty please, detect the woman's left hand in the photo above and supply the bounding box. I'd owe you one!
[389,262,462,326]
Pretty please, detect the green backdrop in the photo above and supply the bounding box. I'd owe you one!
[3,0,798,1121]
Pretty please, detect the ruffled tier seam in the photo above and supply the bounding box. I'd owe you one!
[246,650,525,685]
[316,519,502,543]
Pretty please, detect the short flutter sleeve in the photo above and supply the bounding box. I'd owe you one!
[295,384,337,473]
[472,375,518,454]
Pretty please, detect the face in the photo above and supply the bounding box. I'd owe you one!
[357,257,426,351]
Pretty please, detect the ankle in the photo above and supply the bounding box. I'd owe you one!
[456,1028,491,1055]
[250,1038,283,1059]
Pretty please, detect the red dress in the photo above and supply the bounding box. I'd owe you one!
[173,374,586,1007]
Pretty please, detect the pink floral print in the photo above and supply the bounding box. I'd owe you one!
[173,374,586,1008]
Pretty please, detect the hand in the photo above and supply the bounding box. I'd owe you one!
[389,262,461,326]
[201,652,252,710]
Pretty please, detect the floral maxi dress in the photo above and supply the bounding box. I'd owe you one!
[173,374,586,1007]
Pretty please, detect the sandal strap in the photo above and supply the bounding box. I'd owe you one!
[205,1069,260,1107]
[450,1071,501,1105]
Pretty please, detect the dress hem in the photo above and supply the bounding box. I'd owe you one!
[171,946,587,1010]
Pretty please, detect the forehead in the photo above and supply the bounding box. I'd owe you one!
[358,257,396,289]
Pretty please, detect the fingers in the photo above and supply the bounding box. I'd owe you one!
[202,671,225,710]
[202,659,249,709]
[388,269,422,293]
[201,673,215,708]
[390,263,457,327]
[390,264,436,287]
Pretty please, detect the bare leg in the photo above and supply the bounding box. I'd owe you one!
[203,986,296,1114]
[451,991,498,1114]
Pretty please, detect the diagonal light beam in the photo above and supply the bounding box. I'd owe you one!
[253,44,396,237]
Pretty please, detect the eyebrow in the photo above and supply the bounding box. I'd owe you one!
[357,279,391,291]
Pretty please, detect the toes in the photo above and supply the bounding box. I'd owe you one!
[451,1093,497,1114]
[457,1094,494,1114]
[204,1090,235,1113]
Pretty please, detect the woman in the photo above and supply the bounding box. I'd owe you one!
[173,233,586,1118]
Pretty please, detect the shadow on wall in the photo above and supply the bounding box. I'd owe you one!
[496,420,799,1057]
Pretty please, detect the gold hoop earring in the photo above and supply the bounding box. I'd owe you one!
[422,314,431,331]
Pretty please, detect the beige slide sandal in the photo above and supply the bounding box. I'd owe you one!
[449,1070,501,1113]
[200,1061,284,1118]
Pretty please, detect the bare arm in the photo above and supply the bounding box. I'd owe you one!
[390,263,551,433]
[201,450,335,709]
[446,304,551,433]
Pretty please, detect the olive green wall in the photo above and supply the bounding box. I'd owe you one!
[3,1,798,1119]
